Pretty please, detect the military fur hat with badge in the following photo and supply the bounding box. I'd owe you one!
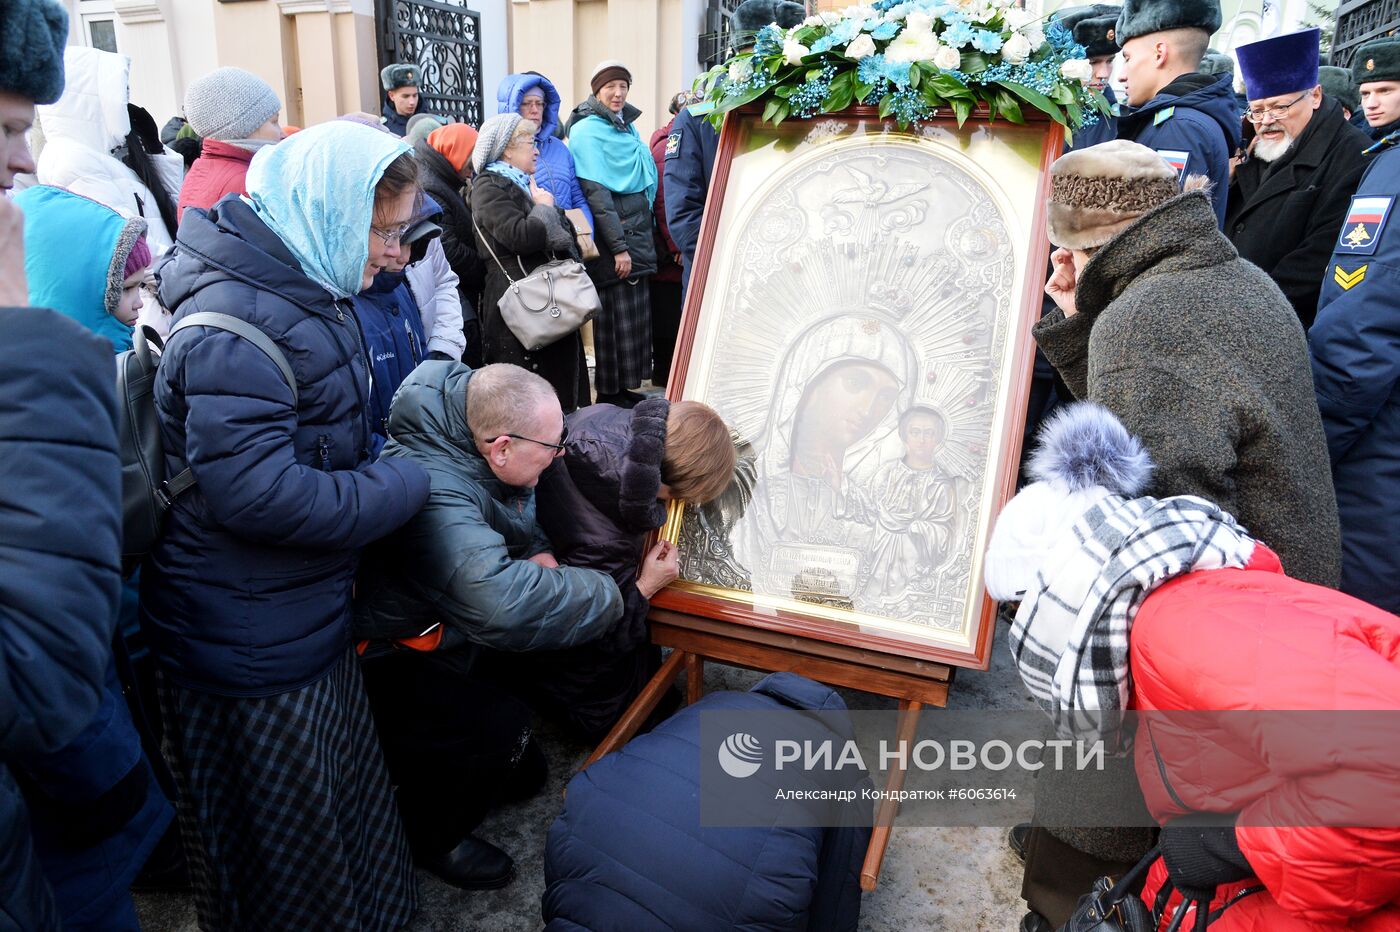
[1352,36,1400,86]
[1054,4,1123,60]
[380,63,420,92]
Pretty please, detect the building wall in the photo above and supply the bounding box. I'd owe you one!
[508,0,705,140]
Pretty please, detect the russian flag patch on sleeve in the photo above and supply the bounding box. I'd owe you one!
[1156,149,1189,180]
[1337,195,1394,256]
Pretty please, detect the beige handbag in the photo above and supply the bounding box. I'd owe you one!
[564,207,601,261]
[473,219,601,352]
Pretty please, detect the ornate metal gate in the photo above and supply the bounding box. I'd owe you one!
[376,0,484,125]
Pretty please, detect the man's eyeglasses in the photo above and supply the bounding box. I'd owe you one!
[490,425,569,456]
[1246,91,1309,123]
[371,220,414,245]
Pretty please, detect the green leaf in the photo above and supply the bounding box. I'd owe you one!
[993,89,1025,124]
[1066,102,1083,126]
[921,82,944,107]
[763,96,783,122]
[774,84,794,98]
[960,50,990,75]
[823,82,854,113]
[807,66,825,82]
[878,94,896,119]
[997,80,1064,125]
[910,65,922,89]
[773,100,791,126]
[722,80,772,110]
[854,79,876,103]
[952,97,973,127]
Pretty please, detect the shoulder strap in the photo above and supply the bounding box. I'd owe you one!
[471,216,516,285]
[169,311,298,409]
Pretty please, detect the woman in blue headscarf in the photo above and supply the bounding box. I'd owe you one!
[567,59,659,407]
[143,120,431,930]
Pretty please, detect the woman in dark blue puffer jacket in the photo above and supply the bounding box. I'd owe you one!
[142,121,430,930]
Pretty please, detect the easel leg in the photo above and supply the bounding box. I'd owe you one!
[860,699,923,891]
[685,653,705,705]
[581,648,689,770]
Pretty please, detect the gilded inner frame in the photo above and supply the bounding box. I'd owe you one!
[660,114,1051,667]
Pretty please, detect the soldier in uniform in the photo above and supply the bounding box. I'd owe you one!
[1310,36,1400,614]
[1113,0,1240,225]
[1226,28,1369,326]
[1052,5,1122,150]
[381,63,428,137]
[664,0,804,294]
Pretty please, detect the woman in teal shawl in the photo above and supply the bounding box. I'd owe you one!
[566,60,660,407]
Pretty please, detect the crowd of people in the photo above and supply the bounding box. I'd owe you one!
[2,0,1399,928]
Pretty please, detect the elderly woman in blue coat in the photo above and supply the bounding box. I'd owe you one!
[142,121,431,930]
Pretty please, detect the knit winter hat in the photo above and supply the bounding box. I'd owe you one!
[1,0,67,105]
[985,403,1153,602]
[184,67,282,141]
[123,235,151,280]
[1319,65,1361,113]
[428,123,478,174]
[472,112,524,174]
[406,112,449,146]
[1046,139,1182,250]
[590,60,632,96]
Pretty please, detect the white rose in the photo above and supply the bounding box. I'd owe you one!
[728,58,754,83]
[1060,58,1094,83]
[1000,32,1031,64]
[845,34,878,59]
[1002,8,1034,29]
[783,39,811,65]
[934,44,963,70]
[905,11,934,32]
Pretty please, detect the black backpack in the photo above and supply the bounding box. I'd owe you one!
[116,312,298,574]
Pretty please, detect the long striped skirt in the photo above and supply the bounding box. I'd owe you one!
[158,652,417,931]
[593,276,653,395]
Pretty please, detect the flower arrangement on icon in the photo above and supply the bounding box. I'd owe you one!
[697,0,1110,136]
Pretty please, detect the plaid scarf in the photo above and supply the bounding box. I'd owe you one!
[1007,495,1255,743]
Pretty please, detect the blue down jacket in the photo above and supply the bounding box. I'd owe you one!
[143,197,430,697]
[351,268,426,456]
[496,72,594,230]
[543,673,871,932]
[0,308,124,932]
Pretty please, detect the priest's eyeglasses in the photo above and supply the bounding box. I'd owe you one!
[1245,91,1308,123]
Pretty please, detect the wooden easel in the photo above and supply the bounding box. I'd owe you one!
[581,607,956,891]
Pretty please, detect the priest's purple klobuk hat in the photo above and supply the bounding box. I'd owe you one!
[1236,28,1321,100]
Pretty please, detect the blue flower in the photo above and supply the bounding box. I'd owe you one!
[869,21,900,40]
[812,35,839,53]
[942,20,976,48]
[970,29,1004,53]
[828,19,863,44]
[753,24,784,57]
[858,53,889,85]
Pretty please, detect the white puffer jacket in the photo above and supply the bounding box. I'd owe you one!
[36,47,184,256]
[406,238,467,360]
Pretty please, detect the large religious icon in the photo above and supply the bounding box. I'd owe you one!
[657,107,1058,670]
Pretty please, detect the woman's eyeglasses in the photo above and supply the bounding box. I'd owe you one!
[371,220,414,245]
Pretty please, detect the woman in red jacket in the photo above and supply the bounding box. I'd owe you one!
[987,402,1400,932]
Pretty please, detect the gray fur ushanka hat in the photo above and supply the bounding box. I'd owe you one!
[1046,140,1184,249]
[1114,0,1222,45]
[1,0,69,105]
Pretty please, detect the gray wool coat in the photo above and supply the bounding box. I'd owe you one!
[1034,190,1342,588]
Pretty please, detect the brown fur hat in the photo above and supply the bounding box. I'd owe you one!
[1046,140,1184,249]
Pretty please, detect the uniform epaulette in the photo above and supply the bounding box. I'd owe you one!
[1364,130,1400,156]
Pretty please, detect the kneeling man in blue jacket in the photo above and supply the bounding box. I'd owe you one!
[353,362,633,890]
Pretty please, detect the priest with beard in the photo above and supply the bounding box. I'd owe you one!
[1225,27,1370,327]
